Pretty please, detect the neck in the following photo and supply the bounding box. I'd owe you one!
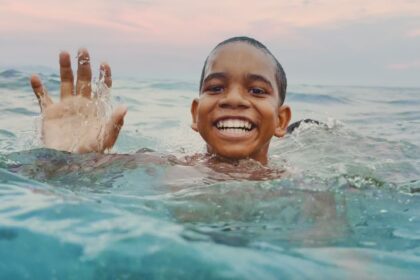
[205,152,268,166]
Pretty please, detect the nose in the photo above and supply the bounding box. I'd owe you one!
[218,86,250,109]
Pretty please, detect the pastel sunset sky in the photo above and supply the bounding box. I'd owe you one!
[1,0,419,86]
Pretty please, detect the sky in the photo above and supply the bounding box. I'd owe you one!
[0,0,419,87]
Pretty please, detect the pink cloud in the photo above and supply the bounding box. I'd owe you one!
[1,0,420,45]
[387,60,420,70]
[0,1,148,33]
[406,28,420,38]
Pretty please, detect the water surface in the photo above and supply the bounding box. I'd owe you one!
[0,69,419,279]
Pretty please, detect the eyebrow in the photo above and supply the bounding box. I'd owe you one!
[202,72,274,91]
[203,72,229,84]
[246,73,273,90]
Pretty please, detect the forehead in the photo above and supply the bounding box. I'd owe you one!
[205,42,277,80]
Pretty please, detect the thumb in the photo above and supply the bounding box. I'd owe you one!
[103,105,127,150]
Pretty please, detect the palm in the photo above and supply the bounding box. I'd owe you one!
[31,49,126,153]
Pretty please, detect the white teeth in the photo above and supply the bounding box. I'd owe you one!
[216,119,253,130]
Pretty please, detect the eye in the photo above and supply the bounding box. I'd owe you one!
[249,87,266,95]
[206,85,224,94]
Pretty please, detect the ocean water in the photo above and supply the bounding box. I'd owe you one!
[0,68,419,279]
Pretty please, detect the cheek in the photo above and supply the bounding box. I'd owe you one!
[260,105,279,124]
[197,109,209,127]
[258,109,279,138]
[196,100,216,125]
[196,109,211,139]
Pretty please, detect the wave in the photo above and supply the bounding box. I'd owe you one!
[287,92,350,104]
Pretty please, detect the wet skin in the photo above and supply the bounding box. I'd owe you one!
[31,43,290,165]
[30,49,127,153]
[23,45,345,246]
[191,42,291,165]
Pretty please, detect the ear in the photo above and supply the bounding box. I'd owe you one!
[190,98,199,132]
[274,105,291,138]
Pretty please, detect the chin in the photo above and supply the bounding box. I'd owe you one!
[211,145,256,160]
[208,142,269,164]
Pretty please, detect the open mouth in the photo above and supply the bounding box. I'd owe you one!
[214,118,256,134]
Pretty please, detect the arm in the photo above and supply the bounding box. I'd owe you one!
[30,49,127,153]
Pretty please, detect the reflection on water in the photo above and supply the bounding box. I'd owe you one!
[0,69,419,279]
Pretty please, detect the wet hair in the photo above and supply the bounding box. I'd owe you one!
[199,36,287,104]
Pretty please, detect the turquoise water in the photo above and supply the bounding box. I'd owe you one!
[1,68,420,279]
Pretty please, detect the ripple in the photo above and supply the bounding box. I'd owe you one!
[287,92,350,104]
[0,129,16,138]
[1,76,420,278]
[0,69,22,78]
[4,107,38,116]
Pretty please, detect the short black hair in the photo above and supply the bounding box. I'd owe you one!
[199,36,287,104]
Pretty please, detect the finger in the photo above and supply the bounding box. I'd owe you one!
[59,51,74,99]
[30,74,53,110]
[76,48,92,98]
[99,63,112,88]
[103,106,127,150]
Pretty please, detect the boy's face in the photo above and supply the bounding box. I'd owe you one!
[191,42,291,164]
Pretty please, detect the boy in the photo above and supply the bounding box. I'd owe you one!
[25,38,343,243]
[30,36,291,165]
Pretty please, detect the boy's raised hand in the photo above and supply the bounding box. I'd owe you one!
[30,49,127,153]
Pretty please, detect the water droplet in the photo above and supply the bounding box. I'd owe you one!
[79,58,90,65]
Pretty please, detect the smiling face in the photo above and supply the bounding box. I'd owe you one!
[191,42,291,164]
